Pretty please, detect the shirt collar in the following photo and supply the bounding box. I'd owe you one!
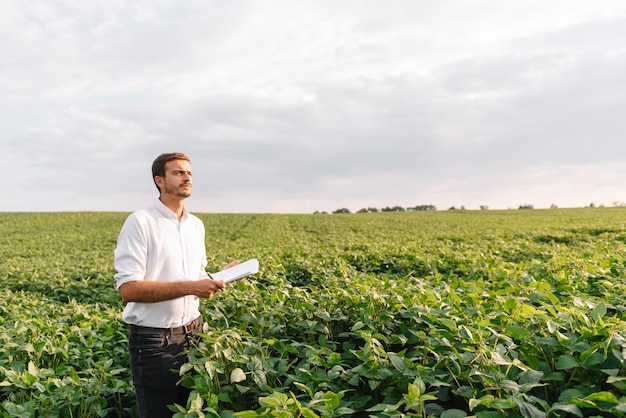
[153,198,188,221]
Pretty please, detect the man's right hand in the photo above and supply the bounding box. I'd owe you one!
[192,279,225,298]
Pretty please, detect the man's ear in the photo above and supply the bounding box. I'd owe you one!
[154,176,164,190]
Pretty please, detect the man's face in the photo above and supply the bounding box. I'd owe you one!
[157,159,193,199]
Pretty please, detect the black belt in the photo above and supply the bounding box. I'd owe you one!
[129,316,202,336]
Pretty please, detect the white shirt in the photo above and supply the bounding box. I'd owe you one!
[114,199,210,328]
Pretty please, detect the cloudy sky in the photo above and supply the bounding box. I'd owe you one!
[3,1,626,213]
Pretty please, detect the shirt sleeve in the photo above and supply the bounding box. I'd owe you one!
[114,213,148,290]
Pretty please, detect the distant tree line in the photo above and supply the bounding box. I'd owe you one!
[321,205,437,214]
[314,201,625,214]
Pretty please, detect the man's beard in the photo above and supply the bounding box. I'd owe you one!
[165,182,191,198]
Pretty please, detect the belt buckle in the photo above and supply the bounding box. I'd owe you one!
[184,318,198,334]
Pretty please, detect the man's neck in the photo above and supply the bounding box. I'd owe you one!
[159,195,186,221]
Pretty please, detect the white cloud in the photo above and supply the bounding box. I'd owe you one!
[3,1,626,212]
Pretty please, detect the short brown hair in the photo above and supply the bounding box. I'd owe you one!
[151,152,190,192]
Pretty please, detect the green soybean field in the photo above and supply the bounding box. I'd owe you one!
[1,208,626,418]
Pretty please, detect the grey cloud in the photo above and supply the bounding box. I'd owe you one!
[4,1,626,212]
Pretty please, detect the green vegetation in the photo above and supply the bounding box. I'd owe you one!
[1,209,626,417]
[333,204,437,214]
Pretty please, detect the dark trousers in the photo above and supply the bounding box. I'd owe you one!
[128,318,201,418]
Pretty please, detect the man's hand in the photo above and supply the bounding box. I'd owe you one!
[223,260,240,269]
[190,278,225,298]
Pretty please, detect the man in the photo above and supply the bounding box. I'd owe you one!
[114,152,236,417]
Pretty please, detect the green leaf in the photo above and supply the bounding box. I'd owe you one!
[252,370,267,387]
[607,376,626,391]
[439,318,457,331]
[519,370,544,385]
[293,381,314,397]
[189,392,203,410]
[322,391,341,410]
[518,401,547,418]
[231,368,246,383]
[301,408,320,418]
[388,353,406,372]
[547,404,582,417]
[556,355,579,370]
[558,388,585,402]
[351,321,366,331]
[259,392,288,407]
[469,398,482,411]
[518,303,543,315]
[441,410,468,418]
[504,298,518,315]
[233,412,259,418]
[27,361,38,376]
[491,398,517,409]
[583,391,618,403]
[413,376,426,394]
[591,302,607,321]
[334,407,355,416]
[505,324,531,341]
[180,362,194,375]
[454,386,474,399]
[475,412,503,418]
[366,403,398,412]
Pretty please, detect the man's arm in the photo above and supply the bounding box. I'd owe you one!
[119,279,224,303]
[119,260,239,303]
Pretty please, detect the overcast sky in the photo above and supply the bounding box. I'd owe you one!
[3,1,626,213]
